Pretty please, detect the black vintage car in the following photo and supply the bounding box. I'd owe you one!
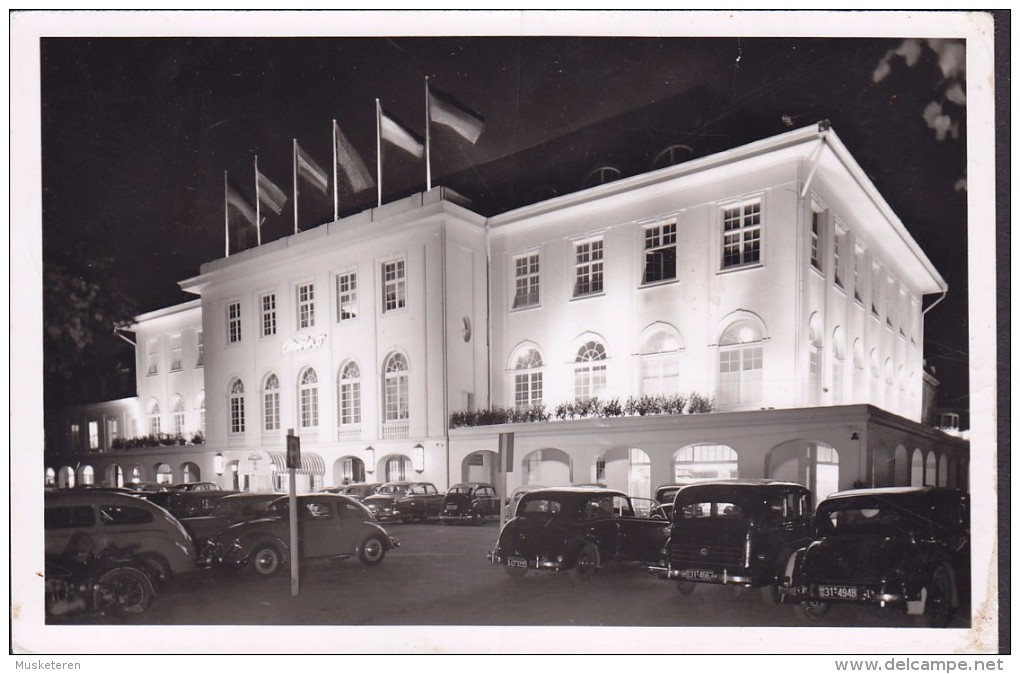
[488,486,669,583]
[650,479,814,603]
[322,482,383,501]
[144,489,238,520]
[781,486,969,628]
[180,492,279,558]
[439,482,500,525]
[362,481,445,523]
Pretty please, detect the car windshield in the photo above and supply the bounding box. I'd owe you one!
[447,485,473,495]
[376,485,410,495]
[677,502,744,519]
[817,504,915,536]
[517,496,563,517]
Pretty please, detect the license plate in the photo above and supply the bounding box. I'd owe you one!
[445,505,458,512]
[679,568,717,582]
[507,557,528,569]
[818,585,859,600]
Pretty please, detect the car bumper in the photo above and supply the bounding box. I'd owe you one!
[440,513,476,523]
[488,551,565,572]
[779,583,911,608]
[649,564,760,587]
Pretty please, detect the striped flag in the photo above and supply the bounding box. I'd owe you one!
[295,142,329,195]
[226,183,257,226]
[429,86,485,144]
[380,108,424,159]
[256,169,287,215]
[334,120,374,194]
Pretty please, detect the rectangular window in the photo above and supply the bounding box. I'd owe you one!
[173,406,185,436]
[384,374,409,421]
[810,210,822,271]
[721,200,762,269]
[106,418,118,448]
[227,301,242,344]
[88,421,99,450]
[69,423,81,449]
[146,339,158,376]
[833,227,844,288]
[261,293,277,337]
[300,388,319,429]
[573,363,607,402]
[643,221,677,284]
[230,397,244,434]
[887,277,898,330]
[718,346,763,406]
[340,380,361,425]
[512,253,540,308]
[573,238,604,297]
[336,271,358,321]
[263,390,279,432]
[853,246,864,302]
[871,265,882,317]
[195,330,204,367]
[170,333,182,371]
[382,259,406,313]
[297,283,315,329]
[514,372,543,410]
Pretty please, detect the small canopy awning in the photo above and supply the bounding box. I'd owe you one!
[266,450,325,476]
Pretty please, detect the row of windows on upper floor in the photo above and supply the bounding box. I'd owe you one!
[146,331,203,376]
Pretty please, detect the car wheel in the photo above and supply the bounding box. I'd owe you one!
[358,536,386,566]
[676,580,696,595]
[760,584,782,606]
[504,564,528,580]
[250,545,283,578]
[569,545,599,586]
[924,566,954,628]
[794,600,831,622]
[93,566,155,615]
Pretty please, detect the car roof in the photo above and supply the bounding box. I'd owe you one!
[449,482,491,489]
[819,486,967,506]
[519,486,628,498]
[45,489,166,511]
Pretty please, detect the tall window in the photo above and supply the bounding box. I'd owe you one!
[339,361,362,426]
[229,379,245,434]
[170,397,184,436]
[717,319,764,406]
[227,301,242,344]
[808,317,823,405]
[853,246,864,302]
[574,340,608,402]
[810,210,822,271]
[148,402,161,435]
[198,395,206,434]
[833,226,845,288]
[832,327,845,403]
[70,424,81,449]
[261,293,277,337]
[298,368,319,429]
[640,326,682,396]
[106,418,119,449]
[336,271,358,321]
[382,259,406,313]
[88,421,99,450]
[573,238,604,297]
[146,339,159,376]
[643,221,677,284]
[871,264,882,317]
[170,334,182,371]
[195,330,204,367]
[383,353,409,421]
[297,283,315,329]
[263,374,280,432]
[721,199,761,269]
[513,348,544,411]
[886,277,897,330]
[512,253,540,309]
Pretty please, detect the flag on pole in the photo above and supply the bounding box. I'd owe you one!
[226,183,257,226]
[428,86,485,144]
[295,142,329,195]
[333,120,374,194]
[256,169,287,215]
[380,108,424,159]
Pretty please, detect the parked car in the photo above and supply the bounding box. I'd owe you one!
[781,486,969,628]
[488,486,670,583]
[439,483,500,525]
[44,489,197,586]
[207,493,400,577]
[144,489,238,519]
[122,482,169,495]
[504,485,545,520]
[650,479,814,604]
[321,482,383,501]
[362,481,445,523]
[179,493,279,558]
[171,482,221,492]
[653,481,698,519]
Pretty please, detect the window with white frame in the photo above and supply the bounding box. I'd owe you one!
[383,353,409,421]
[512,253,540,309]
[263,374,280,432]
[106,418,118,448]
[88,421,99,450]
[642,221,677,284]
[717,319,764,406]
[261,293,277,337]
[198,395,206,434]
[853,245,864,303]
[640,326,682,396]
[146,339,159,376]
[833,226,845,288]
[721,199,762,269]
[229,379,245,434]
[513,348,544,411]
[831,327,845,403]
[573,340,608,402]
[382,258,406,313]
[172,397,186,436]
[227,301,242,344]
[170,334,182,371]
[810,210,822,271]
[339,361,362,426]
[386,457,410,482]
[336,270,358,321]
[298,367,319,429]
[573,238,604,297]
[195,330,204,367]
[70,423,81,449]
[148,402,161,435]
[297,283,315,329]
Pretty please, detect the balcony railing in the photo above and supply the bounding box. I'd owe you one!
[381,420,409,439]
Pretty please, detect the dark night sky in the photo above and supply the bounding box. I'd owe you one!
[36,23,972,413]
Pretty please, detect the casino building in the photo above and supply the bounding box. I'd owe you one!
[45,123,969,501]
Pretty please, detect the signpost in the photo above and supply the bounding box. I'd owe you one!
[499,432,514,528]
[286,429,300,596]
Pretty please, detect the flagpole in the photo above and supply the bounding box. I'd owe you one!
[375,99,382,208]
[224,171,229,258]
[254,155,262,247]
[293,139,299,235]
[425,76,432,191]
[332,119,339,222]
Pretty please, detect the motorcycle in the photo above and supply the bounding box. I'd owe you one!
[45,541,157,618]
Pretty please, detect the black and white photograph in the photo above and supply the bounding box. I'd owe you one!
[10,9,1004,660]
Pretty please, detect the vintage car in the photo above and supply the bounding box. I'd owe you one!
[781,486,969,628]
[207,493,400,577]
[650,479,813,603]
[653,482,698,519]
[439,482,500,525]
[144,489,238,520]
[44,489,197,585]
[179,492,279,557]
[171,482,221,492]
[321,482,383,501]
[362,481,445,523]
[488,486,669,583]
[504,484,545,520]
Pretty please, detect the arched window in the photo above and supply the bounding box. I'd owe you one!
[383,353,409,422]
[512,348,544,411]
[172,396,186,436]
[339,361,362,427]
[229,379,245,434]
[651,144,693,170]
[263,374,280,431]
[298,367,319,429]
[581,165,622,189]
[717,319,764,406]
[639,325,682,396]
[148,401,161,436]
[574,340,607,403]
